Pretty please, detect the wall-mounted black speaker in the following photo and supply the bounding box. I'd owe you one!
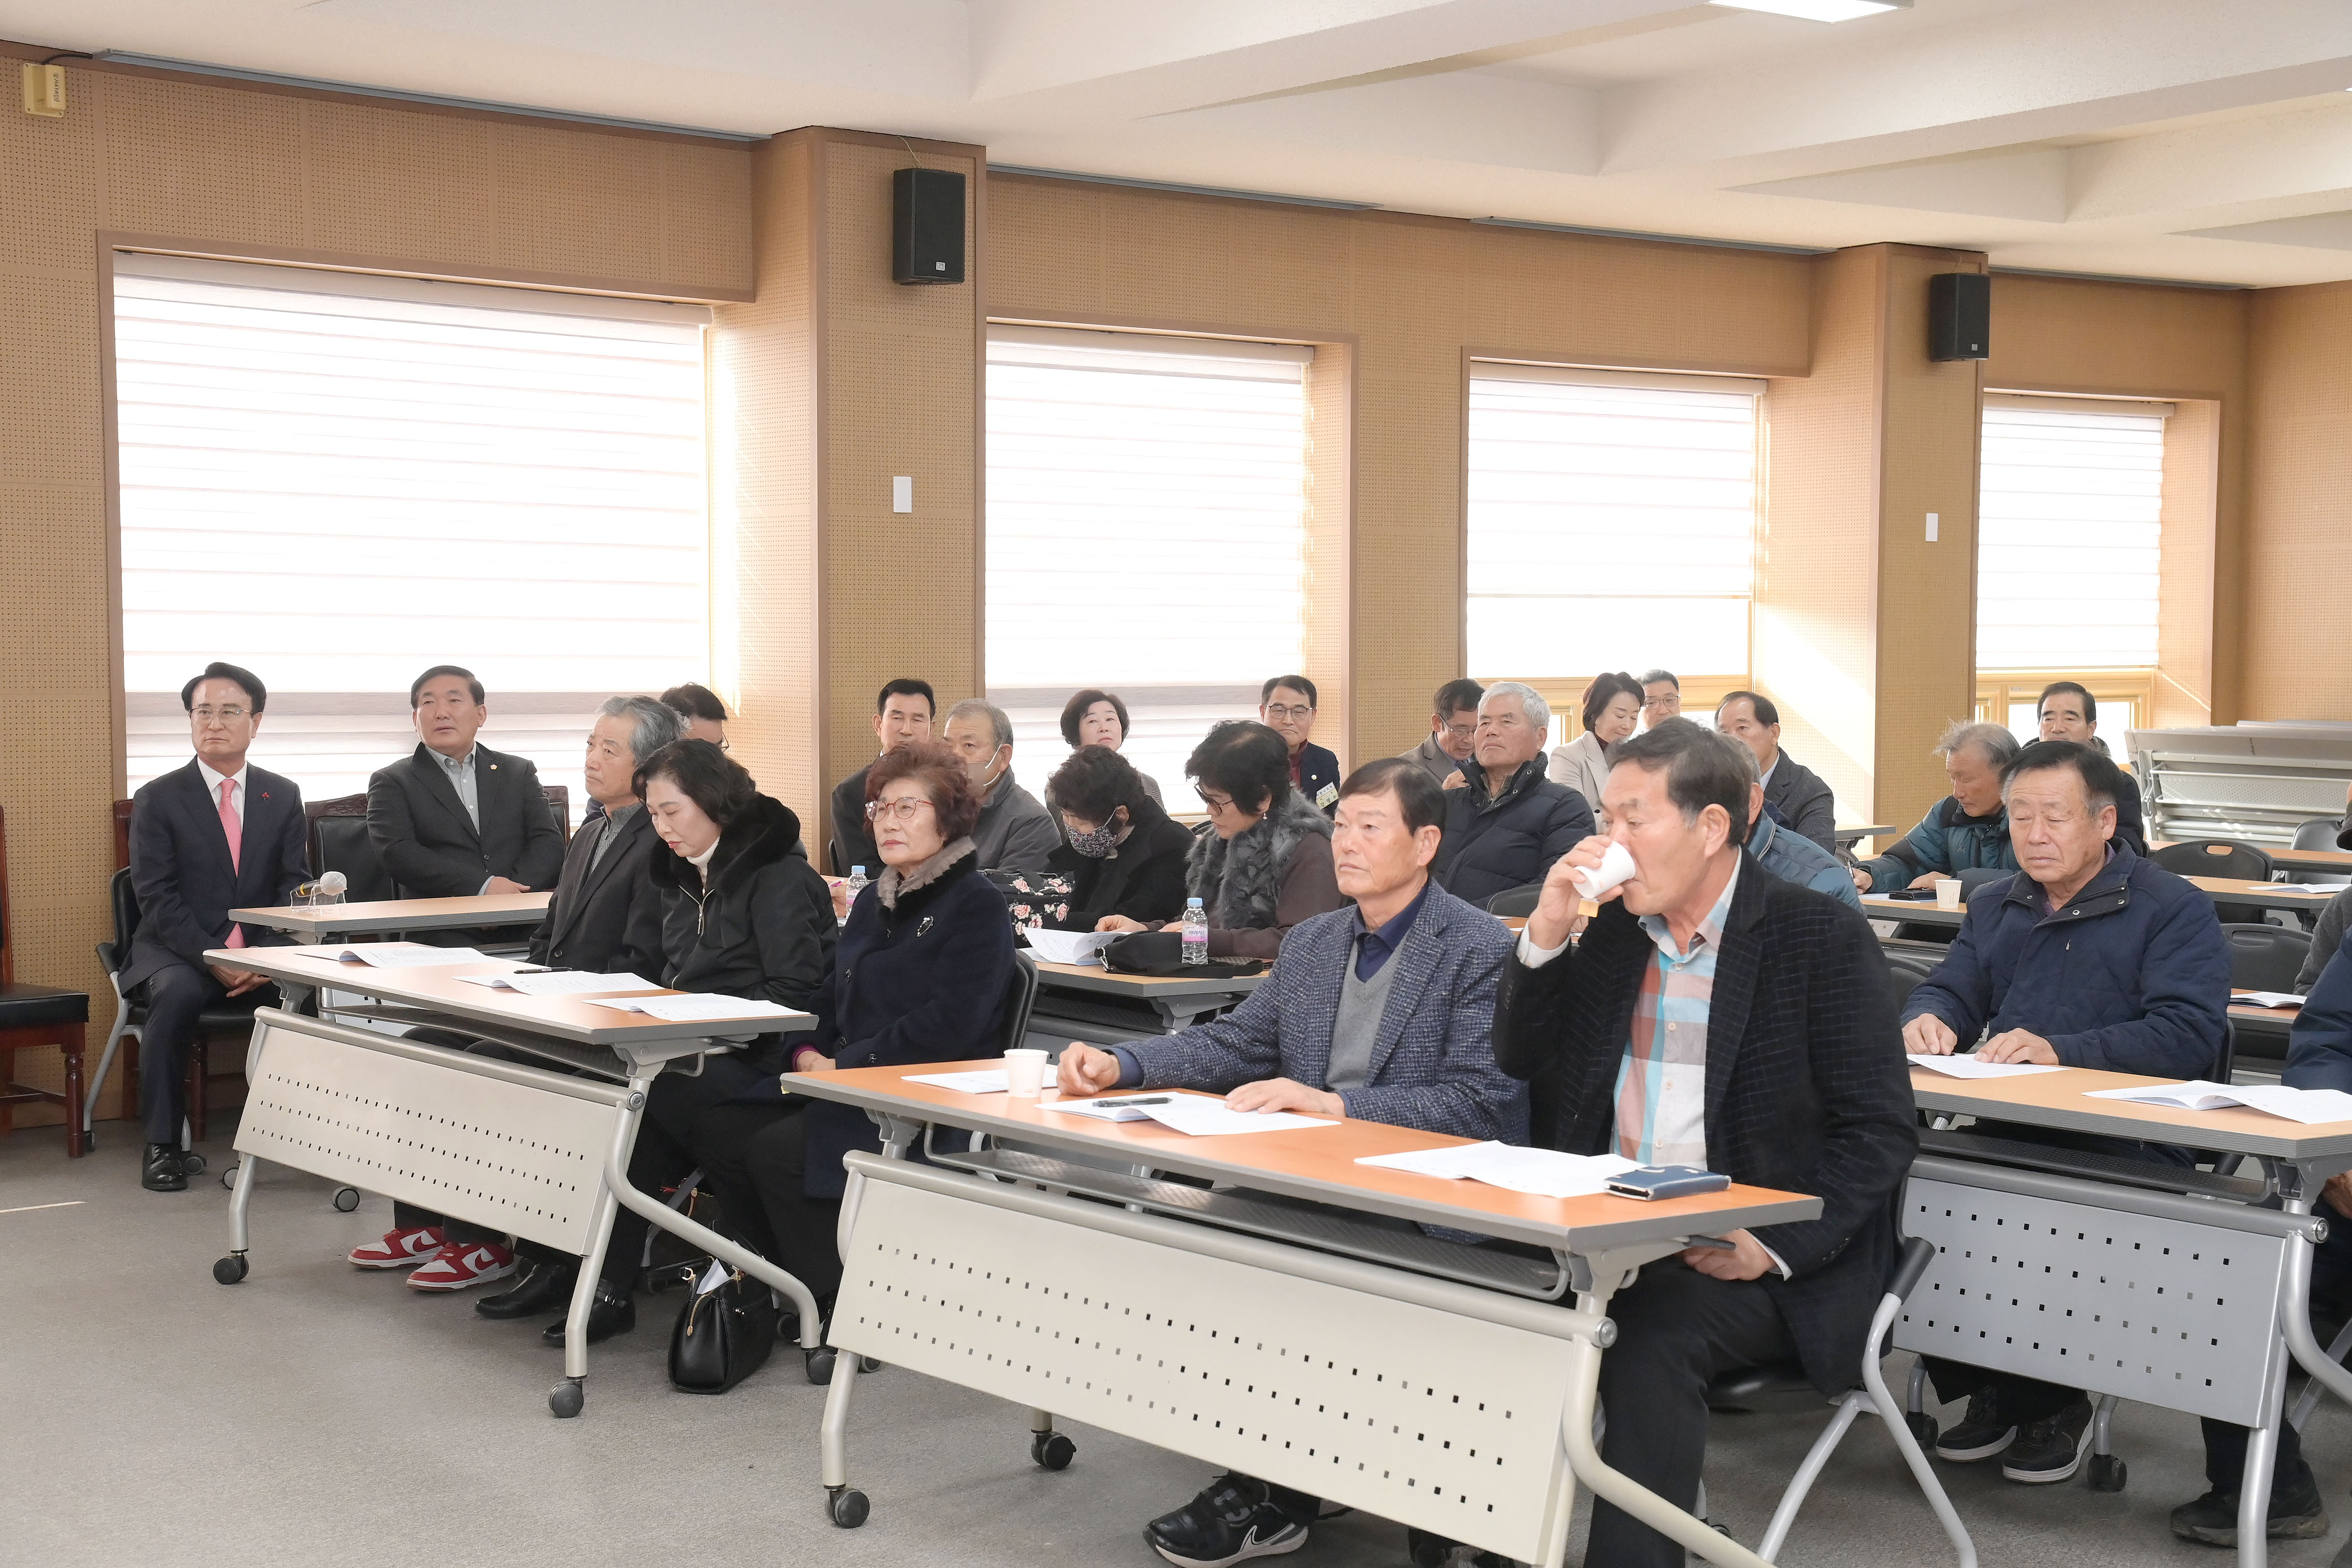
[1928,272,1990,361]
[892,167,965,285]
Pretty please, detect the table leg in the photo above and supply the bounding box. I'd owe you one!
[2278,1199,2352,1410]
[63,1026,86,1158]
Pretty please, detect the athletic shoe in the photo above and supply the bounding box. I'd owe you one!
[346,1226,444,1268]
[1933,1390,2016,1462]
[405,1240,517,1291]
[2000,1398,2094,1483]
[2169,1472,2329,1546]
[1144,1476,1308,1568]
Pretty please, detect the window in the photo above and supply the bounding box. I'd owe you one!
[1465,363,1761,687]
[113,255,711,807]
[985,326,1312,812]
[1976,394,2167,672]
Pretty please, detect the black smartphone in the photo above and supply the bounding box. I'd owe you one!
[1882,887,1938,902]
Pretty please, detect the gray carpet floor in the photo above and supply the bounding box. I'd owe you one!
[5,1117,2348,1567]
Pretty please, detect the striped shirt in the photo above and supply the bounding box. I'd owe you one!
[1613,863,1740,1167]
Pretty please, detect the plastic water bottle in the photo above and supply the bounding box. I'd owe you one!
[842,865,868,925]
[1181,897,1209,966]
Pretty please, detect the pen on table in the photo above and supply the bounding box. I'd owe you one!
[1088,1097,1170,1109]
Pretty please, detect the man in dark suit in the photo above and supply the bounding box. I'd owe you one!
[123,662,309,1191]
[828,677,934,876]
[1496,718,1917,1568]
[1262,674,1342,817]
[1714,689,1840,854]
[366,665,564,904]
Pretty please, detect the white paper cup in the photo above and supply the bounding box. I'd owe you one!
[1003,1048,1049,1097]
[1569,840,1639,901]
[1934,877,1962,910]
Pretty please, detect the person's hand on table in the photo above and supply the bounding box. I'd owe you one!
[1094,915,1150,934]
[1850,867,1873,893]
[1906,872,1943,891]
[1902,1013,1958,1056]
[1977,1028,2059,1065]
[207,962,267,997]
[1057,1043,1122,1094]
[1226,1077,1345,1118]
[1527,836,1610,951]
[483,875,529,896]
[1683,1228,1774,1281]
[2323,1171,2352,1220]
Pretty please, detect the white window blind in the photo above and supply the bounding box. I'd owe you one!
[1977,396,2167,670]
[113,254,711,806]
[1465,363,1761,682]
[985,326,1312,812]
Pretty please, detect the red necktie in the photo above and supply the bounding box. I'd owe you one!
[218,779,246,950]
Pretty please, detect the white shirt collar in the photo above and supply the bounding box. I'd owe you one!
[197,758,250,799]
[1757,755,1779,789]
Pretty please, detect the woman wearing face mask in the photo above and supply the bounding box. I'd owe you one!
[1095,720,1343,959]
[1548,670,1645,811]
[1045,745,1196,932]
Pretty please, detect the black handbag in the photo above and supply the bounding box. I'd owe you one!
[667,1266,778,1395]
[1102,930,1266,979]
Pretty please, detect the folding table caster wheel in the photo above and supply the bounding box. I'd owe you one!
[333,1187,360,1211]
[805,1346,838,1384]
[1407,1528,1454,1568]
[212,1253,248,1285]
[1905,1411,1939,1448]
[549,1378,584,1419]
[219,1160,239,1191]
[2087,1454,2127,1493]
[1031,1431,1076,1471]
[827,1487,869,1528]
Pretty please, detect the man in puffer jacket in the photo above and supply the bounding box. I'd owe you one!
[1854,720,2021,893]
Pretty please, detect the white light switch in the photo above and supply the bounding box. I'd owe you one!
[1925,511,1939,542]
[892,476,913,514]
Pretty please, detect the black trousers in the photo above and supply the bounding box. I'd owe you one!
[693,1099,845,1309]
[2200,1204,2352,1499]
[594,1057,774,1293]
[1590,1261,1797,1568]
[136,962,275,1145]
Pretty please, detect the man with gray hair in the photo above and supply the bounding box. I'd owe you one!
[1852,720,2022,894]
[942,696,1058,874]
[1432,680,1596,906]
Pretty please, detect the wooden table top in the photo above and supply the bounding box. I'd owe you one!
[1836,823,1897,840]
[231,892,552,936]
[1908,1061,2352,1159]
[1030,960,1268,998]
[786,1061,1820,1253]
[1866,876,2341,926]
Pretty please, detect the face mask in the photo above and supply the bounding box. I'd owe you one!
[1066,813,1122,859]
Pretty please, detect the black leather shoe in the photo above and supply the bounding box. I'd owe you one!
[542,1285,635,1347]
[476,1261,578,1320]
[142,1144,188,1192]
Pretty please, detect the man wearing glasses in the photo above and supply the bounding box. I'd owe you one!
[120,662,310,1191]
[1260,674,1342,818]
[1399,678,1482,790]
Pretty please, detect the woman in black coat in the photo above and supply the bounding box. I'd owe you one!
[690,739,1017,1332]
[1046,744,1197,931]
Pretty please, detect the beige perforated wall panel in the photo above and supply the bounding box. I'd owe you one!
[2246,280,2352,720]
[2,45,752,1121]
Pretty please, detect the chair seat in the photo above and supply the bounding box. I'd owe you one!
[0,983,90,1030]
[1707,1360,1819,1410]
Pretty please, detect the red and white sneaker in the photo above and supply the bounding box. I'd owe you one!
[406,1240,517,1291]
[348,1226,445,1268]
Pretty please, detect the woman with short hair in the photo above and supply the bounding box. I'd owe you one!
[1056,688,1164,805]
[1046,745,1196,930]
[1096,720,1344,959]
[1548,671,1644,811]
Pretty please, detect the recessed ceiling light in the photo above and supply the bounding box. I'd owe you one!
[1709,0,1910,21]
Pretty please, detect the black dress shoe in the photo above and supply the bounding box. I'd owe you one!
[142,1144,188,1192]
[476,1261,578,1320]
[542,1285,635,1347]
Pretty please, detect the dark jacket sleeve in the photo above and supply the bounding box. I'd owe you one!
[509,759,565,890]
[129,789,216,969]
[1861,805,1949,891]
[1211,835,1346,961]
[1785,770,1838,854]
[366,765,479,899]
[2300,888,2352,994]
[1111,832,1191,925]
[2286,922,2352,1093]
[1749,912,1918,1277]
[1536,789,1597,887]
[998,805,1061,876]
[750,862,838,1014]
[1899,905,1993,1044]
[836,894,1015,1070]
[2048,888,2229,1077]
[1129,978,1286,1092]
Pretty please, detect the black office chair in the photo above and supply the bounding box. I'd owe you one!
[1484,885,1542,920]
[2289,818,2350,889]
[2149,839,2274,925]
[2219,923,2312,994]
[83,868,256,1160]
[308,795,397,903]
[1883,950,1943,1010]
[999,951,1043,1055]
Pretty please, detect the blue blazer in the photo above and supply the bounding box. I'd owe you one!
[123,759,310,992]
[1125,881,1521,1141]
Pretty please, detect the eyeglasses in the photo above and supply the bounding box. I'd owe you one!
[190,706,248,722]
[865,797,936,823]
[1440,721,1476,741]
[1263,704,1314,722]
[1199,791,1236,812]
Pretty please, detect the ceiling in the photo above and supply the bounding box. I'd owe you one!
[14,0,2352,286]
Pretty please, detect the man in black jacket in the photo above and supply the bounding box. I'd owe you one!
[1714,689,1839,854]
[366,665,564,902]
[829,676,935,875]
[1496,719,1916,1568]
[1433,680,1593,906]
[2033,681,2148,854]
[123,662,310,1191]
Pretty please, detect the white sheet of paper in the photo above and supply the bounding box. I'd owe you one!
[2084,1080,2241,1111]
[902,1068,1061,1095]
[1129,1095,1335,1136]
[1906,1054,2069,1079]
[1044,1097,1155,1121]
[502,971,662,996]
[2086,1081,2352,1125]
[348,945,490,967]
[2237,991,2305,1009]
[635,994,795,1023]
[1023,929,1121,966]
[1356,1142,1638,1199]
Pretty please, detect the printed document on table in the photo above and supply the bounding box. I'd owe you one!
[582,993,798,1023]
[2086,1081,2352,1124]
[1045,1093,1334,1134]
[279,942,499,968]
[452,971,662,996]
[902,1068,1061,1095]
[1357,1142,1639,1199]
[2237,991,2305,1009]
[1023,929,1120,966]
[1906,1055,2068,1079]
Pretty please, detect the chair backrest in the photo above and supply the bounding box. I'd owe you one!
[113,798,135,870]
[1882,950,1942,1010]
[2149,838,2274,884]
[308,794,398,903]
[100,867,141,976]
[542,783,571,841]
[1485,884,1542,919]
[998,950,1043,1055]
[2219,921,2312,993]
[1955,867,2011,903]
[2294,818,2343,853]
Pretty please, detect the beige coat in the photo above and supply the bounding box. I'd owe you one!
[1546,730,1612,813]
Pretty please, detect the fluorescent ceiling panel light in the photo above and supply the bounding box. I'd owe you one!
[1709,0,1909,21]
